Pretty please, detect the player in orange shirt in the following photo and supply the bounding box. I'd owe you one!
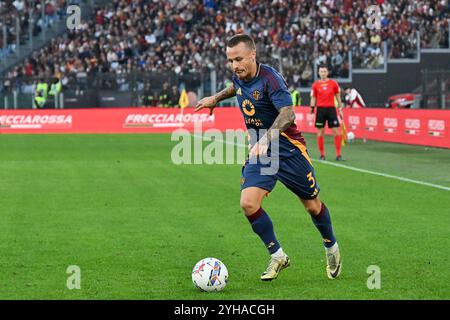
[310,65,344,161]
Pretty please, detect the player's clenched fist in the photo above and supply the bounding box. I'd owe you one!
[194,96,217,115]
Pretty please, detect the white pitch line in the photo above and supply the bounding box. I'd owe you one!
[314,160,450,191]
[191,134,450,191]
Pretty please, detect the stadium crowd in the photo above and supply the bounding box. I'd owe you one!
[0,0,68,59]
[1,0,449,105]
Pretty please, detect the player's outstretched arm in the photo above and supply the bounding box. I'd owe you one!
[194,84,236,115]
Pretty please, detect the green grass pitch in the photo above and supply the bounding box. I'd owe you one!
[0,133,449,299]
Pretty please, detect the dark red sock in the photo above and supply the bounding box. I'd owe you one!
[246,207,264,223]
[317,136,325,157]
[334,135,342,157]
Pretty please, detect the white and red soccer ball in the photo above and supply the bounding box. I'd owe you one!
[192,257,228,292]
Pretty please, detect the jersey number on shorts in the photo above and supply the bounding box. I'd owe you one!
[307,172,316,188]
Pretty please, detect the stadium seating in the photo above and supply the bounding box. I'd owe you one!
[1,0,449,104]
[0,0,68,59]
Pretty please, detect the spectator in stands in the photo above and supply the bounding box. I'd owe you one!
[141,82,156,107]
[158,82,171,107]
[3,0,449,95]
[168,85,180,108]
[1,0,67,58]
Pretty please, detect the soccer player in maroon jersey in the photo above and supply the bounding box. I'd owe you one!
[310,65,344,161]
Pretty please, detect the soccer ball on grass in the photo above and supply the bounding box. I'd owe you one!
[192,257,228,292]
[347,131,355,143]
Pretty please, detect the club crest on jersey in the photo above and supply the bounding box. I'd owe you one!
[252,90,260,100]
[242,99,255,116]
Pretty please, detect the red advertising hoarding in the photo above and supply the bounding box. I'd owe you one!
[294,108,450,148]
[0,107,449,148]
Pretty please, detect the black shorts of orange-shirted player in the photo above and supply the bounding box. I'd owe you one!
[195,34,342,281]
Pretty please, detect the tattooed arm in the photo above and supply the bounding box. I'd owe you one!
[265,106,296,142]
[195,84,236,115]
[249,106,296,157]
[213,84,237,104]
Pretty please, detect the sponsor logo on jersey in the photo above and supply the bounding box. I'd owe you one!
[242,99,256,116]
